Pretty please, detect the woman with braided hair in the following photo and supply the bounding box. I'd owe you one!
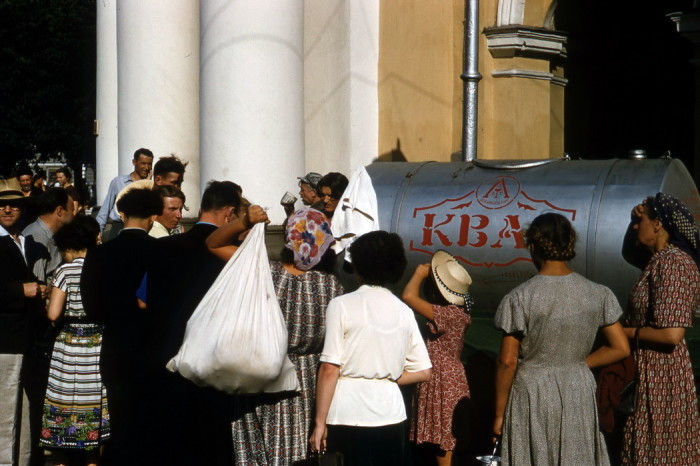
[493,213,629,465]
[620,193,700,465]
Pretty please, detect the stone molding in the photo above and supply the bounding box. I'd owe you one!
[484,25,567,59]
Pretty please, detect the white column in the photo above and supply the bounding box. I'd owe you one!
[200,1,305,224]
[304,1,379,176]
[95,0,118,203]
[116,0,201,212]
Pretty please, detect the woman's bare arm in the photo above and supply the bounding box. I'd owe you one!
[309,362,340,453]
[586,322,630,368]
[47,286,66,323]
[397,368,432,385]
[622,325,686,347]
[401,263,434,320]
[493,334,520,436]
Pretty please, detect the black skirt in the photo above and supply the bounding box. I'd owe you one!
[326,421,411,466]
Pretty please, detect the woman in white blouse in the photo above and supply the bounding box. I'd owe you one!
[309,231,432,465]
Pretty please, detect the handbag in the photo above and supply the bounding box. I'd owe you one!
[615,328,640,416]
[616,380,637,416]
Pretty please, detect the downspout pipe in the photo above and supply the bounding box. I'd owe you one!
[461,0,482,162]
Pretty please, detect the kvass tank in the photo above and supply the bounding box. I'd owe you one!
[366,158,700,312]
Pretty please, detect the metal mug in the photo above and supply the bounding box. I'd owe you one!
[476,455,501,465]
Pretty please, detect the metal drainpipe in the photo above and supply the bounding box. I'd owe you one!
[461,0,482,162]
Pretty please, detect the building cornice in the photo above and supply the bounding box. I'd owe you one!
[484,25,567,60]
[492,68,568,87]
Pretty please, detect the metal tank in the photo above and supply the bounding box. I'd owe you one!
[366,157,700,313]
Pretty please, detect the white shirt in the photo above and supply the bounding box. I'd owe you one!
[320,285,431,426]
[0,224,27,263]
[148,221,170,238]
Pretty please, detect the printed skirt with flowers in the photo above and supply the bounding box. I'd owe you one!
[40,323,110,450]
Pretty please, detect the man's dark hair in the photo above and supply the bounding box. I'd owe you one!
[54,219,98,252]
[318,172,349,200]
[16,167,33,178]
[200,180,242,212]
[36,188,70,216]
[116,188,162,219]
[133,148,154,161]
[153,185,186,204]
[349,230,407,286]
[153,155,186,178]
[55,166,72,181]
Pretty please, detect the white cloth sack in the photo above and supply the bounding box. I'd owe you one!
[167,223,300,394]
[331,166,380,261]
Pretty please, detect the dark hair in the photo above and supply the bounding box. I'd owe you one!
[153,155,186,178]
[317,172,349,200]
[55,166,72,181]
[200,180,242,212]
[423,273,451,307]
[349,231,407,285]
[153,185,186,204]
[53,219,98,252]
[34,170,46,181]
[16,167,33,178]
[525,213,577,262]
[642,196,658,220]
[36,188,70,216]
[133,148,154,161]
[116,188,162,218]
[279,245,337,275]
[72,215,100,242]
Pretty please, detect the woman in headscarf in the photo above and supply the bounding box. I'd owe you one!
[207,207,344,465]
[620,193,700,465]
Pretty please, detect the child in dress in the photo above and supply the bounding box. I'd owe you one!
[402,250,473,466]
[40,217,109,466]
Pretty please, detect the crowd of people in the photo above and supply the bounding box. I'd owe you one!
[1,149,699,466]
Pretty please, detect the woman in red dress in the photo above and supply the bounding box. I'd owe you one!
[621,193,700,465]
[402,250,473,466]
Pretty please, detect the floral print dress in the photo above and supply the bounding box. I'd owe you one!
[411,304,471,451]
[622,245,700,465]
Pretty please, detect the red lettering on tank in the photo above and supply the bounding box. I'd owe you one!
[490,215,526,249]
[484,179,509,199]
[477,176,520,209]
[421,213,455,246]
[457,214,489,247]
[408,177,576,268]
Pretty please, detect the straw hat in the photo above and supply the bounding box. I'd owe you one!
[431,250,472,306]
[0,177,24,200]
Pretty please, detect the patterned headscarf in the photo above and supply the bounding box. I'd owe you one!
[285,207,334,271]
[650,192,700,267]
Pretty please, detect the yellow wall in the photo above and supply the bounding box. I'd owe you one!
[378,0,465,162]
[379,0,565,161]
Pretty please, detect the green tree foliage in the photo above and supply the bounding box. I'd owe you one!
[0,0,95,176]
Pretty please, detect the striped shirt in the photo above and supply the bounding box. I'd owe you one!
[53,258,85,318]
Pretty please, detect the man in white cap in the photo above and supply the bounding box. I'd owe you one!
[0,177,48,466]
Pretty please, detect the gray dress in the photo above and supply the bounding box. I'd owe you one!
[494,272,621,466]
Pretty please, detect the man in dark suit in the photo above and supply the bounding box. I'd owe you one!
[81,187,162,465]
[144,180,270,465]
[0,177,48,466]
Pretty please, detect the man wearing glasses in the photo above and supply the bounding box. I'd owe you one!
[0,177,47,466]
